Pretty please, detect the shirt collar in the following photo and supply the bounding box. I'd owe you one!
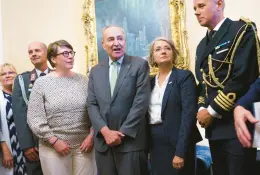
[155,70,172,86]
[35,68,48,77]
[109,56,124,66]
[210,17,227,32]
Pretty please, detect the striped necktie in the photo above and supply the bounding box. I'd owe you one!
[110,61,119,96]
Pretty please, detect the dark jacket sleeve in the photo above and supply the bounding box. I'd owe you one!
[175,71,198,158]
[87,68,108,134]
[119,60,150,138]
[237,78,260,110]
[12,76,35,150]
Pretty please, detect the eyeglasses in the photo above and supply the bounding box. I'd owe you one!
[1,71,16,76]
[56,51,76,58]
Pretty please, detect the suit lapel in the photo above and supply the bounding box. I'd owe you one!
[100,59,112,101]
[161,69,176,118]
[111,55,132,101]
[200,18,232,67]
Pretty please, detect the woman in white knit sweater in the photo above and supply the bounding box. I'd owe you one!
[27,40,97,175]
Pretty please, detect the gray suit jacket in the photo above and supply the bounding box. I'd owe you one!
[12,69,51,150]
[12,69,38,150]
[87,55,150,153]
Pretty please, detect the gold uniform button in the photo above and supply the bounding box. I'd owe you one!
[200,69,203,72]
[202,81,205,84]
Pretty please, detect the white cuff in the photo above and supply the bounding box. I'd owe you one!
[0,131,5,142]
[198,107,206,112]
[207,105,222,119]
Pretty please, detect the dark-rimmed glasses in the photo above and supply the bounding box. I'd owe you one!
[56,51,76,58]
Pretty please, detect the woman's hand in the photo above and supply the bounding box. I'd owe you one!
[1,142,13,169]
[80,134,94,153]
[49,137,70,156]
[172,155,184,169]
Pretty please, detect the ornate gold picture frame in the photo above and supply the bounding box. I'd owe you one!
[82,0,189,75]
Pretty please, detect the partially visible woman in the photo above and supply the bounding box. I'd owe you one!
[148,37,202,175]
[0,63,27,175]
[27,40,97,175]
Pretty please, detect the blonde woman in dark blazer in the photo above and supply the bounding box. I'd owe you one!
[148,37,202,175]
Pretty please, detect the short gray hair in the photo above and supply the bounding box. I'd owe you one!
[102,25,126,41]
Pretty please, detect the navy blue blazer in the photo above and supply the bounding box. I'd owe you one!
[237,78,260,110]
[150,68,202,158]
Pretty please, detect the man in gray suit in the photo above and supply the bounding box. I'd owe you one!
[87,26,150,175]
[12,41,50,175]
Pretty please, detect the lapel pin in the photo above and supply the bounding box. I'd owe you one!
[30,73,36,82]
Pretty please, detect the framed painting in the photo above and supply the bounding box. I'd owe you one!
[82,0,189,75]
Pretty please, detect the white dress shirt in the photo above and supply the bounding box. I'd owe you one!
[36,68,49,77]
[148,71,172,124]
[109,56,124,81]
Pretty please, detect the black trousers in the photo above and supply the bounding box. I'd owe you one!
[95,148,148,175]
[209,138,256,175]
[25,160,43,175]
[150,124,196,175]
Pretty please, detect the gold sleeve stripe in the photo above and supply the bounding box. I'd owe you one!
[214,98,231,111]
[217,94,234,108]
[219,91,235,104]
[215,96,233,110]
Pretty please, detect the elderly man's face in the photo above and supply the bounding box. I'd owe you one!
[28,42,47,67]
[102,27,126,61]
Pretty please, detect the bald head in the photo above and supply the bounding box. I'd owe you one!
[28,41,47,51]
[28,41,48,70]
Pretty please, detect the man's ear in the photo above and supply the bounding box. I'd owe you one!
[102,40,106,51]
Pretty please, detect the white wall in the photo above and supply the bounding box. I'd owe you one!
[0,0,3,64]
[1,0,86,74]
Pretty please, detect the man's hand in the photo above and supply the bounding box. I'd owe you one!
[234,105,258,147]
[1,142,13,169]
[24,147,39,162]
[172,156,184,169]
[80,134,94,153]
[197,109,213,128]
[101,126,125,146]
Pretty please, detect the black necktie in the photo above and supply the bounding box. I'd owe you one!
[208,30,216,41]
[40,72,46,77]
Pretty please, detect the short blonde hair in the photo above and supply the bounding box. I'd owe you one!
[149,37,179,67]
[0,63,17,76]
